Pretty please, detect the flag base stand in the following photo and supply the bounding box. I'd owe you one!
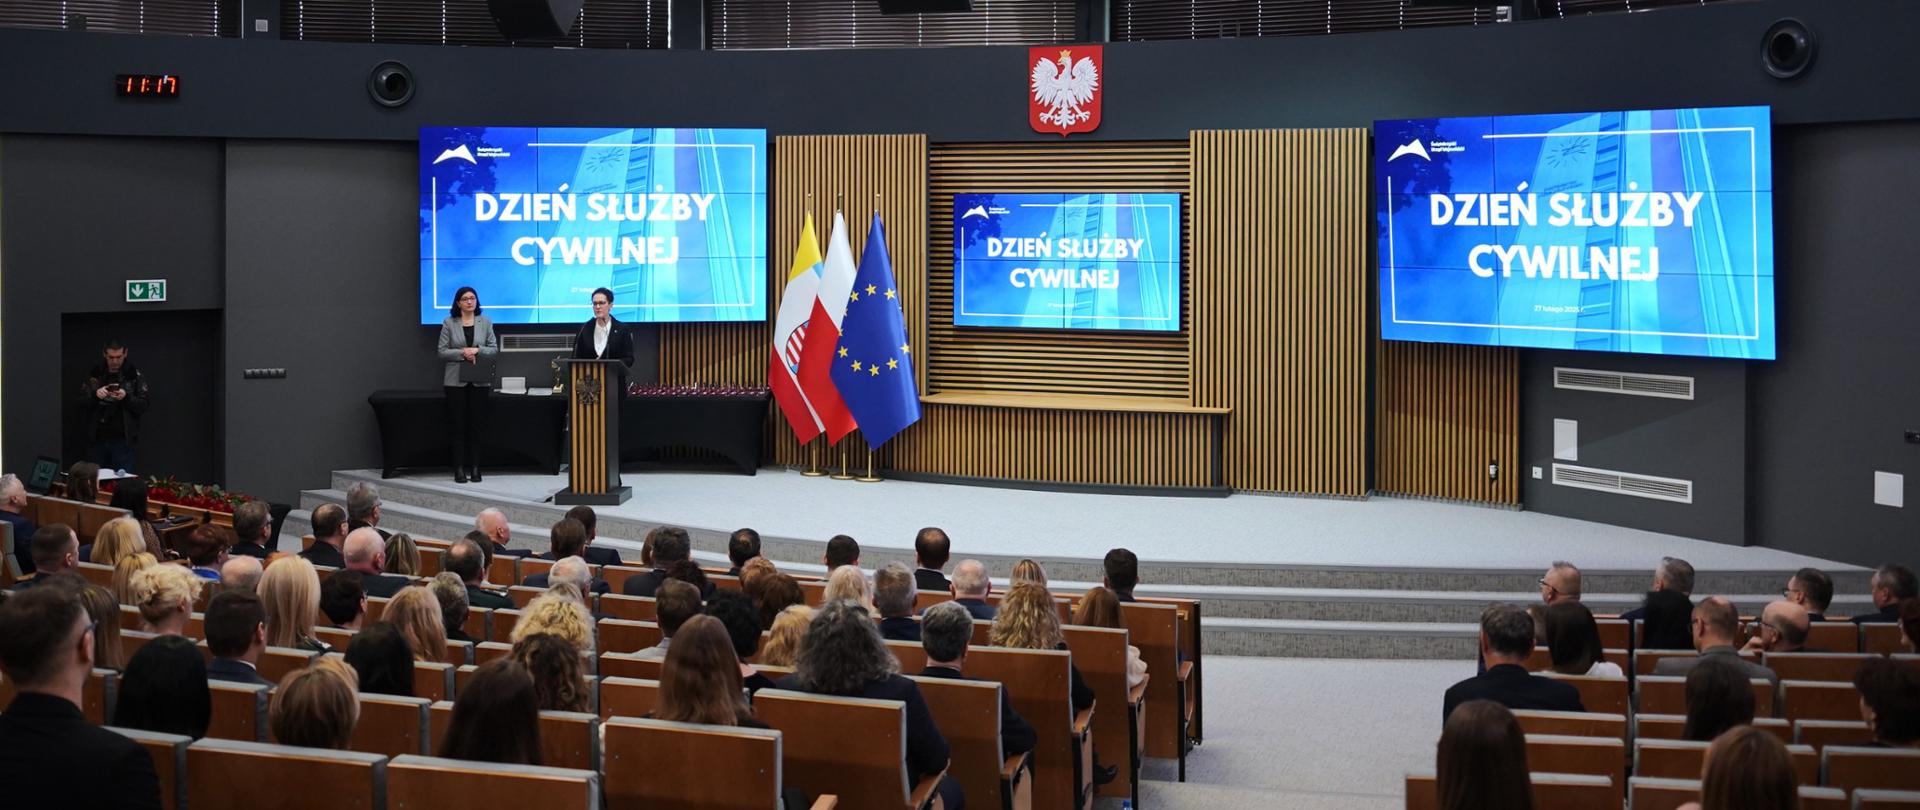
[830,445,854,480]
[856,450,882,483]
[801,441,828,477]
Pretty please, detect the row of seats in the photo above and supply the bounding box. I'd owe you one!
[1541,669,1899,724]
[1512,708,1886,753]
[1405,771,1920,810]
[1569,618,1909,660]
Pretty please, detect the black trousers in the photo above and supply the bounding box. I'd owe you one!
[444,384,488,470]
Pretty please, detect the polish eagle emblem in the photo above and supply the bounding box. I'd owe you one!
[1029,46,1102,136]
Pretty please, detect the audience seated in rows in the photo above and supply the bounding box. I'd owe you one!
[512,632,590,712]
[875,562,920,641]
[228,500,275,560]
[1011,559,1048,589]
[321,570,368,630]
[473,508,532,559]
[431,572,474,643]
[344,527,412,598]
[1855,657,1920,748]
[345,621,414,697]
[823,564,874,614]
[913,527,952,592]
[1678,726,1800,810]
[523,518,610,594]
[562,505,622,567]
[726,527,761,577]
[1075,585,1150,690]
[950,559,996,620]
[921,600,1036,756]
[10,524,80,590]
[129,562,201,636]
[1538,560,1582,605]
[271,657,360,750]
[262,556,331,653]
[1436,699,1532,810]
[221,555,263,592]
[88,516,146,567]
[0,584,162,809]
[992,581,1095,714]
[1542,601,1621,677]
[1684,657,1756,742]
[657,614,765,727]
[824,534,860,572]
[445,537,511,610]
[665,559,711,599]
[751,571,805,630]
[624,526,707,598]
[1442,603,1583,720]
[1856,564,1918,624]
[386,584,447,663]
[1743,599,1815,653]
[1654,596,1779,685]
[0,473,40,575]
[1782,567,1833,621]
[111,552,157,606]
[705,590,776,694]
[345,481,392,541]
[115,634,211,740]
[1621,555,1695,624]
[384,533,421,577]
[635,580,700,660]
[78,582,125,671]
[441,658,543,765]
[512,584,594,654]
[205,589,272,686]
[1104,547,1139,601]
[759,605,813,667]
[181,524,234,581]
[780,598,964,809]
[300,503,349,569]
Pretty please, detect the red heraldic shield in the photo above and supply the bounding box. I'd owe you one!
[1029,45,1102,137]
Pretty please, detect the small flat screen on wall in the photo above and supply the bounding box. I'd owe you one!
[1375,105,1775,360]
[952,192,1181,332]
[418,127,767,325]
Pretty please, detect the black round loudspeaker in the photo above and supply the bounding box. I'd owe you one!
[368,61,415,108]
[1762,19,1815,80]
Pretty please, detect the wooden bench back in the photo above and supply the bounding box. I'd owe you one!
[1794,719,1873,752]
[206,680,270,742]
[885,639,930,674]
[754,688,914,809]
[1762,652,1877,682]
[76,561,116,588]
[1539,673,1629,715]
[597,677,660,722]
[486,555,518,586]
[366,596,390,624]
[414,661,454,703]
[1627,777,1847,810]
[597,619,661,655]
[599,565,648,594]
[462,607,491,642]
[487,609,522,644]
[966,646,1077,810]
[1063,624,1137,799]
[416,546,443,577]
[1825,745,1920,792]
[1636,739,1819,785]
[799,579,827,608]
[109,726,191,810]
[1864,624,1908,655]
[602,717,784,810]
[1853,788,1920,808]
[1523,734,1626,805]
[313,626,356,650]
[508,586,544,609]
[259,645,321,685]
[909,674,1006,810]
[1636,675,1774,717]
[1783,679,1866,722]
[599,593,657,622]
[1509,709,1627,740]
[472,641,512,667]
[1405,772,1615,810]
[1633,713,1788,742]
[122,629,161,663]
[187,738,387,810]
[345,693,431,757]
[599,652,665,681]
[1806,622,1861,653]
[517,556,556,583]
[387,754,600,809]
[425,702,599,771]
[1119,601,1182,759]
[1635,650,1699,676]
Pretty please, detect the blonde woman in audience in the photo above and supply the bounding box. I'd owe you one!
[1678,725,1800,810]
[993,582,1095,712]
[1073,586,1148,690]
[270,657,361,750]
[129,563,201,635]
[260,555,330,653]
[510,585,594,654]
[511,632,590,713]
[112,552,157,605]
[88,517,147,566]
[823,564,874,614]
[384,533,421,577]
[758,604,813,667]
[1011,559,1048,589]
[78,583,126,671]
[386,585,448,663]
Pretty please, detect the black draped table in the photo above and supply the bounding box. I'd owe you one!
[368,386,769,478]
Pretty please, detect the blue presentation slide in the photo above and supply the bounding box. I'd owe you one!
[419,127,766,325]
[952,192,1181,332]
[1375,106,1774,359]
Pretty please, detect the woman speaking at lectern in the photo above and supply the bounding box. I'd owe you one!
[439,286,498,483]
[570,287,637,383]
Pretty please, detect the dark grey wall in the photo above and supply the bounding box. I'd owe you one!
[60,309,223,484]
[0,135,225,479]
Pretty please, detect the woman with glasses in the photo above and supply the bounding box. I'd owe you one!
[438,286,497,483]
[569,286,636,386]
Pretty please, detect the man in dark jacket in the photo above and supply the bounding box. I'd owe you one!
[1443,603,1586,720]
[79,340,150,473]
[919,601,1036,756]
[204,591,273,687]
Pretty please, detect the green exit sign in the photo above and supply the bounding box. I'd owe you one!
[126,279,167,302]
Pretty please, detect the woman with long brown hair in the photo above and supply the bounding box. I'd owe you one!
[1680,726,1800,810]
[439,658,542,765]
[1072,586,1147,690]
[78,583,125,671]
[1436,699,1533,810]
[654,615,763,727]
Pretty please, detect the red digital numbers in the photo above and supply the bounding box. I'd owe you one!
[116,74,180,98]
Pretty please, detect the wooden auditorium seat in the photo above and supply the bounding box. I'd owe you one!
[206,680,270,742]
[258,645,321,685]
[426,703,600,771]
[1524,735,1626,805]
[109,726,191,810]
[1405,772,1614,810]
[187,738,387,810]
[597,618,661,655]
[910,675,1034,810]
[1794,719,1874,752]
[1509,709,1627,740]
[1853,789,1920,808]
[345,693,432,757]
[1764,652,1878,683]
[1633,713,1789,742]
[474,641,513,666]
[799,579,827,607]
[76,561,115,588]
[1062,624,1146,805]
[599,651,665,681]
[596,677,660,722]
[312,626,356,650]
[21,667,125,725]
[462,606,491,641]
[1863,625,1908,655]
[516,556,555,583]
[1635,650,1698,676]
[601,717,836,810]
[1824,746,1920,792]
[1806,622,1863,653]
[598,593,657,622]
[507,585,544,609]
[414,661,455,702]
[754,689,946,810]
[487,608,522,643]
[708,573,743,592]
[1628,776,1699,810]
[121,629,161,663]
[486,554,518,586]
[1636,738,1820,785]
[416,545,443,577]
[599,565,648,594]
[1539,672,1629,715]
[1784,680,1869,722]
[387,754,600,808]
[365,596,389,623]
[886,639,930,674]
[119,604,143,631]
[443,638,474,665]
[966,646,1092,810]
[1637,675,1775,717]
[1120,600,1191,777]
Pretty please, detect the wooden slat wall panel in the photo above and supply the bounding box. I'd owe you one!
[891,405,1215,487]
[1374,341,1519,504]
[1190,129,1368,496]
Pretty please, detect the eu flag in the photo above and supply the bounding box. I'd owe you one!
[829,214,921,447]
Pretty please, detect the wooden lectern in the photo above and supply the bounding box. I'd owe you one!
[554,359,631,505]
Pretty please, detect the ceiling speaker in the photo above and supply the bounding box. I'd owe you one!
[367,61,414,108]
[1761,18,1815,80]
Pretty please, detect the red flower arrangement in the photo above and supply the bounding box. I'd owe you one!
[103,476,256,513]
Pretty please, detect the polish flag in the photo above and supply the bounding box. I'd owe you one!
[795,211,859,443]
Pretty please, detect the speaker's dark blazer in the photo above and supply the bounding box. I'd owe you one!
[571,317,637,382]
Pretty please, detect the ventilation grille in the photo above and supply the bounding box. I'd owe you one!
[1551,463,1693,504]
[1553,367,1695,400]
[501,334,573,353]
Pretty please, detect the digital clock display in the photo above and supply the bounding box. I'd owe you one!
[117,74,180,98]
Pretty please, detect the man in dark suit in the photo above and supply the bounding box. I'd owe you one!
[913,527,952,592]
[571,286,637,384]
[1,473,41,576]
[1786,567,1835,622]
[204,590,272,687]
[1619,556,1695,622]
[1443,603,1585,720]
[343,528,414,598]
[949,559,997,621]
[726,527,761,577]
[9,524,79,591]
[474,508,533,559]
[445,537,512,610]
[299,503,349,569]
[0,585,162,809]
[1104,548,1139,602]
[228,501,275,560]
[919,600,1036,755]
[1653,596,1780,685]
[1853,564,1918,624]
[563,505,623,567]
[525,518,610,595]
[875,562,921,642]
[623,526,694,598]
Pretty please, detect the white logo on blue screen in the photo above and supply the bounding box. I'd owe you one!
[1388,138,1465,162]
[962,205,1011,220]
[433,145,476,165]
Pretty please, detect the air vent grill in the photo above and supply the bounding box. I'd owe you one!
[1551,463,1693,504]
[502,334,573,353]
[1554,367,1694,400]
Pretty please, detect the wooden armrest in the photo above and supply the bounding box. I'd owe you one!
[1178,661,1194,683]
[1000,751,1032,783]
[1128,674,1150,706]
[809,796,838,810]
[1072,706,1095,736]
[908,762,948,810]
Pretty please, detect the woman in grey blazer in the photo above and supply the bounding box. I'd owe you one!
[438,286,498,483]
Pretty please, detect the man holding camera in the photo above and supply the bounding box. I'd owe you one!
[79,340,150,473]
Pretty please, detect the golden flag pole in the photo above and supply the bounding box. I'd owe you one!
[801,437,826,477]
[856,448,882,483]
[831,443,853,480]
